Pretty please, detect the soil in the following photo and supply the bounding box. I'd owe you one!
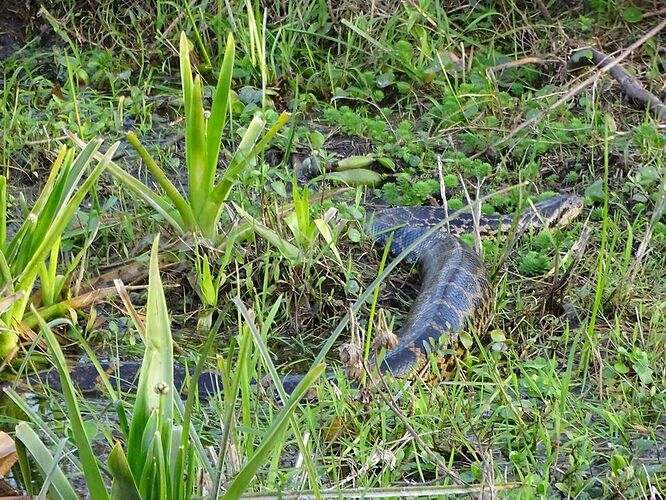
[0,0,61,60]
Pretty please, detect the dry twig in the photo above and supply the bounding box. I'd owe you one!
[486,56,547,78]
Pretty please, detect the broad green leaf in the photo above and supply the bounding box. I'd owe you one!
[623,6,643,23]
[309,130,325,150]
[127,235,174,483]
[0,255,10,297]
[14,423,78,500]
[31,309,109,500]
[206,32,235,182]
[376,71,395,88]
[222,363,325,499]
[585,178,606,202]
[186,75,209,218]
[328,168,384,187]
[108,442,140,500]
[337,155,375,170]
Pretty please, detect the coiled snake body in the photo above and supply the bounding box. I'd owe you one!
[12,194,583,398]
[365,193,582,380]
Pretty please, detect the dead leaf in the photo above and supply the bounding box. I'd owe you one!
[0,432,17,477]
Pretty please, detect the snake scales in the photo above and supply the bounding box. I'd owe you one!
[10,193,583,399]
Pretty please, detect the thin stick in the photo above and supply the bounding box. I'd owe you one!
[486,56,547,76]
[644,8,666,18]
[459,175,483,256]
[470,19,666,160]
[436,156,450,233]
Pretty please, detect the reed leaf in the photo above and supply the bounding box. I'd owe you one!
[126,234,174,479]
[31,309,109,500]
[14,423,78,500]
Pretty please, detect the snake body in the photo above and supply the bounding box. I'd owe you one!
[11,194,583,398]
[367,223,490,379]
[366,193,582,379]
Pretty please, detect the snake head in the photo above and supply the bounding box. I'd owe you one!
[520,194,584,231]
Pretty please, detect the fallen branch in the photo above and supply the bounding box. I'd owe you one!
[568,47,666,122]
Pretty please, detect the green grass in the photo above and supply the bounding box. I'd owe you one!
[0,0,664,498]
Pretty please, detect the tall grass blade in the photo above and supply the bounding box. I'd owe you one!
[14,423,78,500]
[106,161,185,231]
[65,130,186,231]
[4,388,84,472]
[126,234,174,481]
[0,176,6,252]
[38,438,70,500]
[30,309,109,500]
[108,442,141,500]
[221,362,325,499]
[125,132,196,230]
[233,296,322,496]
[206,33,234,177]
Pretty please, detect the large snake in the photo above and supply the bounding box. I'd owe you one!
[7,194,583,399]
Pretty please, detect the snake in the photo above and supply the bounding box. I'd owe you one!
[6,193,583,399]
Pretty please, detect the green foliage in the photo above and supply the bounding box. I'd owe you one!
[10,236,324,498]
[614,347,654,385]
[622,6,643,23]
[518,250,552,276]
[103,32,289,240]
[447,198,464,211]
[381,173,440,205]
[122,236,181,498]
[0,140,115,358]
[193,243,228,310]
[585,178,607,202]
[632,123,666,152]
[3,2,665,498]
